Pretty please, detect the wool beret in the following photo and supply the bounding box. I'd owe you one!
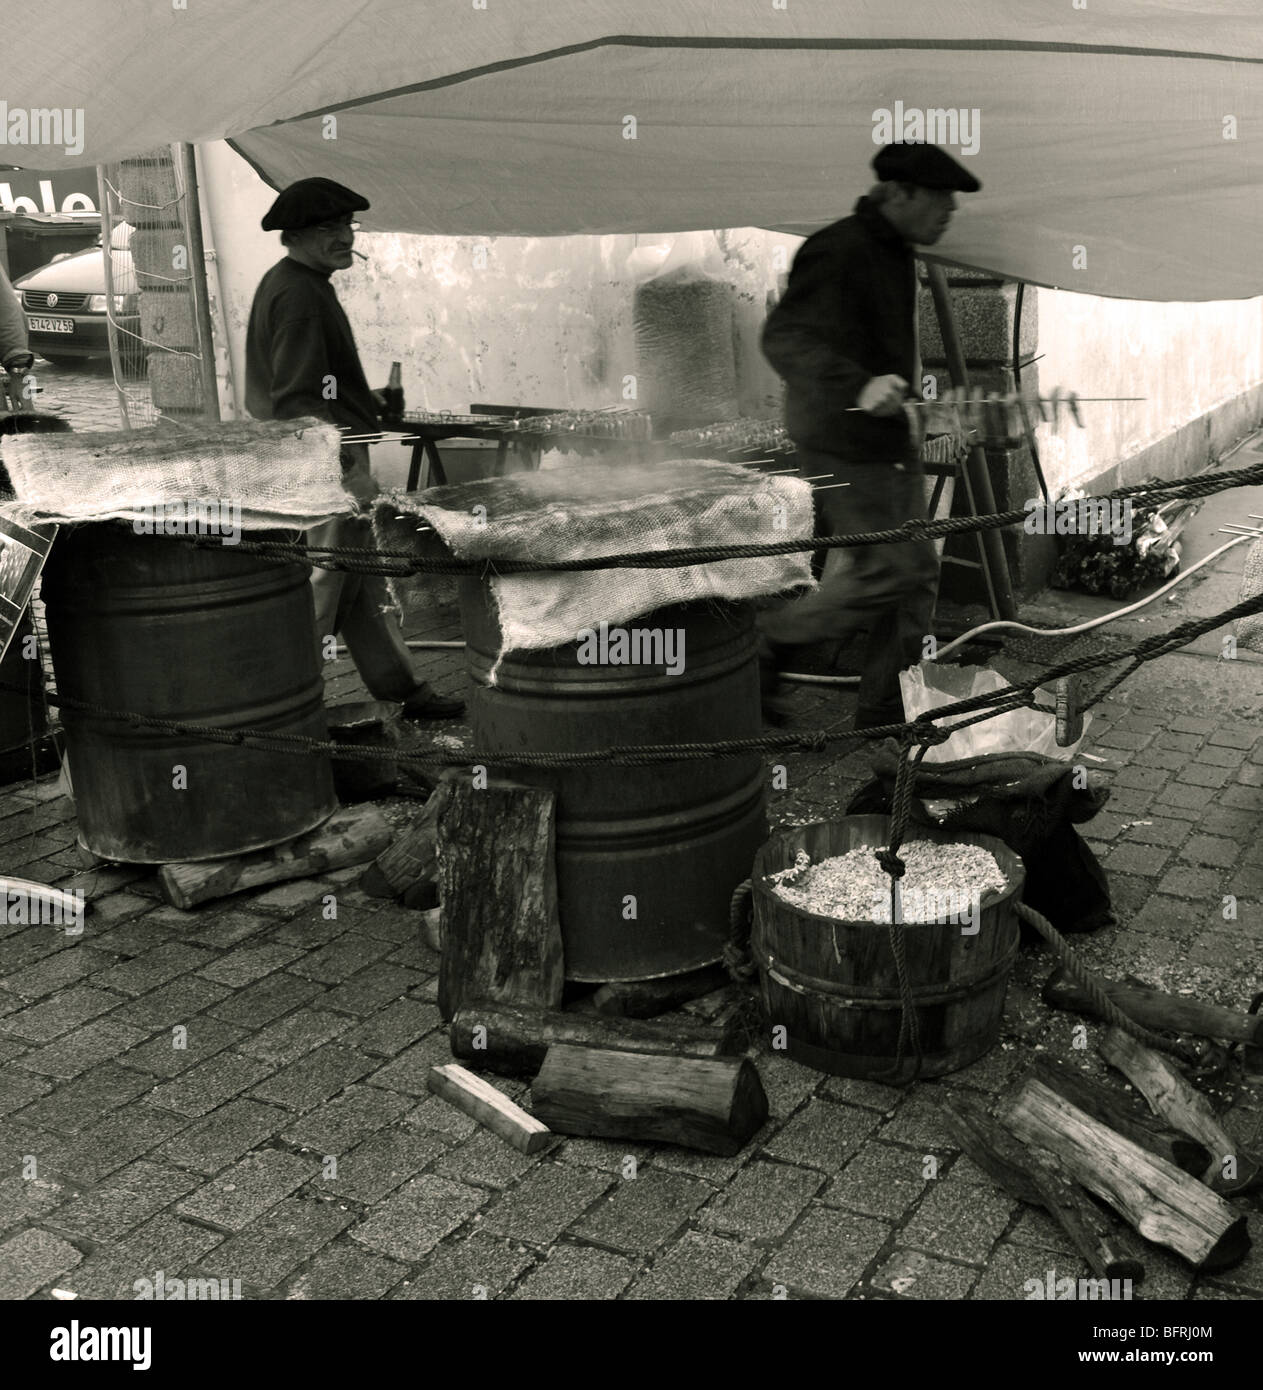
[872,143,981,193]
[261,178,370,232]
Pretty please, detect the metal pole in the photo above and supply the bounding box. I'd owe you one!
[924,261,1018,621]
[96,164,131,428]
[175,142,221,422]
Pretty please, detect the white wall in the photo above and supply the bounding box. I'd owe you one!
[1030,287,1263,493]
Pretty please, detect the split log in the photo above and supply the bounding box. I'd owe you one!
[157,804,391,910]
[592,964,731,1019]
[1043,967,1263,1046]
[359,772,456,899]
[449,998,745,1078]
[1032,1057,1211,1176]
[436,776,563,1020]
[531,1044,767,1156]
[426,1063,551,1154]
[1002,1077,1250,1272]
[419,906,442,954]
[1098,1027,1262,1194]
[941,1091,1142,1282]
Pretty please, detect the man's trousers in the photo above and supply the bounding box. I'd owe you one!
[757,447,940,725]
[307,443,418,703]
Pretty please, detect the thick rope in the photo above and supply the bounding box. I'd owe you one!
[1015,902,1202,1065]
[170,455,1263,577]
[13,579,1261,773]
[724,880,758,985]
[872,735,941,1084]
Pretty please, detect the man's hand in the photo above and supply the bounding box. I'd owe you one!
[856,374,909,417]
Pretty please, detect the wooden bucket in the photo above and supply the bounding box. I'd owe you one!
[751,816,1024,1083]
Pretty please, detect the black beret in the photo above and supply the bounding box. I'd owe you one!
[261,177,370,232]
[872,143,981,193]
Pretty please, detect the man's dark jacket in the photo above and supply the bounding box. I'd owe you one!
[762,196,919,463]
[245,257,380,434]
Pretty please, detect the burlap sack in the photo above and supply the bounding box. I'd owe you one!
[0,416,349,530]
[380,458,816,679]
[1239,536,1263,652]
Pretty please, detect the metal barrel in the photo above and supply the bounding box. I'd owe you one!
[40,522,336,863]
[460,579,767,983]
[751,816,1024,1083]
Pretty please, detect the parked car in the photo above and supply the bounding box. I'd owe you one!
[14,222,143,373]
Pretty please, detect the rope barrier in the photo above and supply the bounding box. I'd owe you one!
[1014,903,1205,1066]
[165,455,1263,577]
[13,580,1262,774]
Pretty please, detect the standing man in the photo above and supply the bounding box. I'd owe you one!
[246,177,463,720]
[759,142,980,729]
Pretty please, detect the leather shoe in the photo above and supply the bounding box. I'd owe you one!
[400,685,466,721]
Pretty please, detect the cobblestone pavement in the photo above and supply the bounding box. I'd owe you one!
[23,355,131,432]
[0,429,1260,1302]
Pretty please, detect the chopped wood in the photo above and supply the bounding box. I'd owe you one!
[1043,967,1263,1046]
[1099,1027,1262,1195]
[1002,1077,1250,1272]
[157,804,391,910]
[1032,1057,1211,1176]
[436,775,563,1021]
[359,771,456,899]
[449,998,744,1078]
[592,964,731,1019]
[419,906,442,953]
[942,1091,1142,1282]
[426,1063,551,1154]
[531,1044,768,1156]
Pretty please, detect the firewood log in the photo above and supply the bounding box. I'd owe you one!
[1002,1078,1250,1272]
[531,1045,768,1156]
[1042,967,1263,1045]
[1032,1057,1211,1176]
[435,776,563,1020]
[426,1064,551,1154]
[942,1091,1142,1281]
[359,772,456,899]
[158,805,390,910]
[1098,1027,1262,1194]
[592,964,731,1019]
[449,998,744,1078]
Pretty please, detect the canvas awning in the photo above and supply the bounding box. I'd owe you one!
[8,1,1263,299]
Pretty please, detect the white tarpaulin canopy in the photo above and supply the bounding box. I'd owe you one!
[9,1,1263,299]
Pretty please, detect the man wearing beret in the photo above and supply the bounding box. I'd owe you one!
[759,142,981,729]
[246,177,463,720]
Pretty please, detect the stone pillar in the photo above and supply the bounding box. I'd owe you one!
[918,267,1056,600]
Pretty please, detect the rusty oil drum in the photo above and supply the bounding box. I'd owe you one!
[41,522,336,862]
[460,579,768,982]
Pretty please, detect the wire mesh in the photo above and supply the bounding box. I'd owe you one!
[96,146,213,429]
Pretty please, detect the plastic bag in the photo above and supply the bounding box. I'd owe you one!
[899,662,1091,764]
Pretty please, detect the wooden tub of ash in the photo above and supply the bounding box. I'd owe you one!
[751,816,1024,1084]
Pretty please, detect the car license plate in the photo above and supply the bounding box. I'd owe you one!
[27,316,74,334]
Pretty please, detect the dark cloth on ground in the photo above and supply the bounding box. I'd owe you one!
[845,747,1114,936]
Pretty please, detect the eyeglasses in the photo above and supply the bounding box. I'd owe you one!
[311,219,360,234]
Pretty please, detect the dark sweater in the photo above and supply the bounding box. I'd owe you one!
[245,258,380,434]
[762,197,919,462]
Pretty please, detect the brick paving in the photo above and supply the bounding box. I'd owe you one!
[0,419,1261,1302]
